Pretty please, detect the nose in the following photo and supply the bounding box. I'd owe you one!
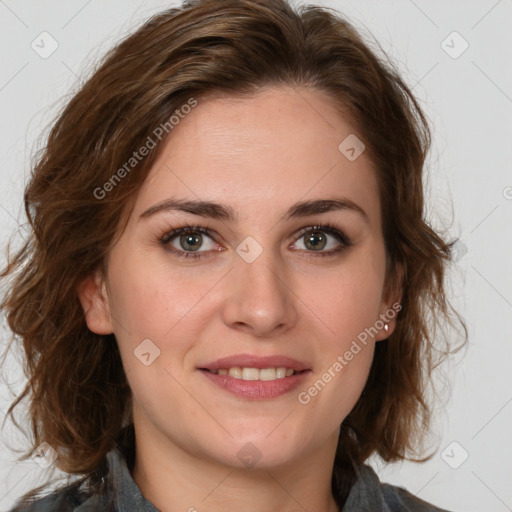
[220,248,298,338]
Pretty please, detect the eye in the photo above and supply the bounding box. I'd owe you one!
[157,223,352,260]
[158,226,221,259]
[290,224,352,257]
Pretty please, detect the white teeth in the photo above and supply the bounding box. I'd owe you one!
[228,367,242,379]
[213,367,297,381]
[242,368,259,380]
[276,367,286,379]
[260,368,276,381]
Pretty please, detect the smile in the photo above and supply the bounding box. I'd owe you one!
[198,354,312,399]
[207,367,297,380]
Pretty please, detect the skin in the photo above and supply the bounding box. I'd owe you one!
[78,86,401,512]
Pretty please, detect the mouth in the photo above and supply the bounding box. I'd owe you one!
[203,367,306,381]
[198,354,311,400]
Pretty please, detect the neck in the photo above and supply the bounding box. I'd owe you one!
[131,421,343,512]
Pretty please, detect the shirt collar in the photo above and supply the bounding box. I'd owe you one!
[342,464,392,511]
[80,444,391,512]
[107,445,160,511]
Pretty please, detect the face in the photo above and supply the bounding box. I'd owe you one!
[79,86,400,470]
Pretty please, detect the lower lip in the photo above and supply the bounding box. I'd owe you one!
[200,370,311,400]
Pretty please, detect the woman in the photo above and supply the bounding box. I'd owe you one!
[1,0,465,510]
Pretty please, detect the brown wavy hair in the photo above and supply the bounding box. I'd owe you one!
[1,0,466,507]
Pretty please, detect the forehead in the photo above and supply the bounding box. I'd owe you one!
[133,86,380,225]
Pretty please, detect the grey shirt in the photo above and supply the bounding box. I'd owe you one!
[10,445,451,511]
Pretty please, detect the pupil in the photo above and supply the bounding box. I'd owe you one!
[181,233,201,251]
[306,232,326,250]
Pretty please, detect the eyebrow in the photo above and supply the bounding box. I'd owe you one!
[138,197,369,224]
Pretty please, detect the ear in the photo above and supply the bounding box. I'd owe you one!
[77,270,114,335]
[375,262,404,342]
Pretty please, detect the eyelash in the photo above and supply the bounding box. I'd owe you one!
[157,222,353,260]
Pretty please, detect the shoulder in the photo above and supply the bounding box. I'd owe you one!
[343,464,452,512]
[8,431,137,512]
[7,482,85,512]
[381,481,451,512]
[7,481,113,512]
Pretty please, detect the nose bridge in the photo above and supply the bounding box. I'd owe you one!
[221,242,297,336]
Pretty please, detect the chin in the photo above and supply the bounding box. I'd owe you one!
[200,429,314,471]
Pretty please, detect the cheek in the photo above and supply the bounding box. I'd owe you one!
[295,333,374,434]
[309,250,386,343]
[107,248,199,338]
[299,244,384,411]
[106,247,221,390]
[332,344,374,419]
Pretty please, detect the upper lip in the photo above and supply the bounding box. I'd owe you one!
[199,353,311,372]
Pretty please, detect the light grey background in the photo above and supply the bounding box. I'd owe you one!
[0,1,511,511]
